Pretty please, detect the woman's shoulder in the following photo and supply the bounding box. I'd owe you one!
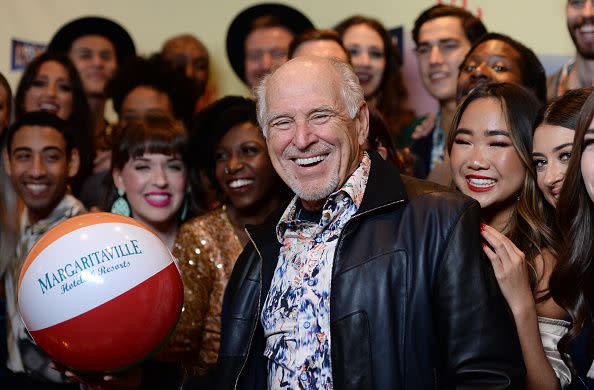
[535,249,567,320]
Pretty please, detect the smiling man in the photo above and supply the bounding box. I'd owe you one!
[216,56,524,390]
[3,111,85,388]
[411,4,486,180]
[549,0,594,99]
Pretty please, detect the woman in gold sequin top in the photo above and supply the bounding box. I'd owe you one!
[168,96,288,382]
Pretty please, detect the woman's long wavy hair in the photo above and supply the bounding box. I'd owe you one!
[531,88,593,279]
[550,90,594,361]
[447,83,545,293]
[335,16,414,142]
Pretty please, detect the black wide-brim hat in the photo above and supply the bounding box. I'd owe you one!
[226,3,314,84]
[47,16,136,65]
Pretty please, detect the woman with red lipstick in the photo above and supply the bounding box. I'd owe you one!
[448,83,570,389]
[335,16,414,144]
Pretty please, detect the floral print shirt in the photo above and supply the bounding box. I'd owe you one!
[261,153,370,389]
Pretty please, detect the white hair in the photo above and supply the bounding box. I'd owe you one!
[255,57,365,137]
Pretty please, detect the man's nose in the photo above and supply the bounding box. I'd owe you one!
[30,155,47,177]
[583,0,594,17]
[429,45,444,65]
[260,52,273,71]
[293,121,318,150]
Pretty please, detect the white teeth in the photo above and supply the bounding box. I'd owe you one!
[40,103,58,112]
[146,194,168,201]
[581,25,594,33]
[229,179,254,189]
[467,177,496,187]
[430,72,447,80]
[26,184,48,191]
[294,155,327,166]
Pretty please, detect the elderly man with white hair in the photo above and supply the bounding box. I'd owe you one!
[216,56,525,390]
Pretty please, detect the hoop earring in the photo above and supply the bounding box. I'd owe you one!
[111,189,131,217]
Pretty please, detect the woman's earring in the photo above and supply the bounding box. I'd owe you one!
[111,189,131,217]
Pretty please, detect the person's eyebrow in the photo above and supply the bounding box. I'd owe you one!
[552,143,573,152]
[12,146,32,153]
[453,128,473,136]
[484,129,510,137]
[267,112,293,124]
[41,146,65,153]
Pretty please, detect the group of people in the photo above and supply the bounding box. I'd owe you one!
[2,1,594,389]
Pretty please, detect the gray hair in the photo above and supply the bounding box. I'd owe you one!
[255,57,364,137]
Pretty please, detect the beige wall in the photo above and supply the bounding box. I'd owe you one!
[0,0,574,99]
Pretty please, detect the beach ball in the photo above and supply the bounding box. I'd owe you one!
[17,212,183,373]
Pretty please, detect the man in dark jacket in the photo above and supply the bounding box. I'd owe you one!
[217,56,524,389]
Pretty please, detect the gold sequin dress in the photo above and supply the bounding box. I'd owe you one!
[158,207,243,376]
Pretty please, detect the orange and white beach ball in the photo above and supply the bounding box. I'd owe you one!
[17,212,183,373]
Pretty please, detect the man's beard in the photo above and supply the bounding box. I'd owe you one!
[568,16,594,60]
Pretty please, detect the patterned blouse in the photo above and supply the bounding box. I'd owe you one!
[157,207,243,377]
[261,153,370,389]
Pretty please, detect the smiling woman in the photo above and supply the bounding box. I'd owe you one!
[335,16,414,142]
[14,52,93,195]
[448,83,572,389]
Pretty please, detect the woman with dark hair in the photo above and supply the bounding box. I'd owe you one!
[164,96,287,383]
[14,52,93,195]
[61,113,197,389]
[334,16,414,144]
[448,83,570,389]
[550,90,594,389]
[533,87,592,223]
[103,114,195,248]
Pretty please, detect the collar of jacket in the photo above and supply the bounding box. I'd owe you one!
[246,150,408,250]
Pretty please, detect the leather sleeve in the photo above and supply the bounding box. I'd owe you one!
[435,201,526,389]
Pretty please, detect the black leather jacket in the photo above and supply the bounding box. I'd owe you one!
[217,153,525,389]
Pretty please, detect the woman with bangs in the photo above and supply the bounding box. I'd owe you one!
[448,82,570,389]
[61,113,199,388]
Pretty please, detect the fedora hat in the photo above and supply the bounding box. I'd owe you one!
[48,16,136,65]
[226,3,314,84]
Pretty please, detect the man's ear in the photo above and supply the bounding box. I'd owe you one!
[356,102,370,147]
[67,149,80,179]
[2,147,11,176]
